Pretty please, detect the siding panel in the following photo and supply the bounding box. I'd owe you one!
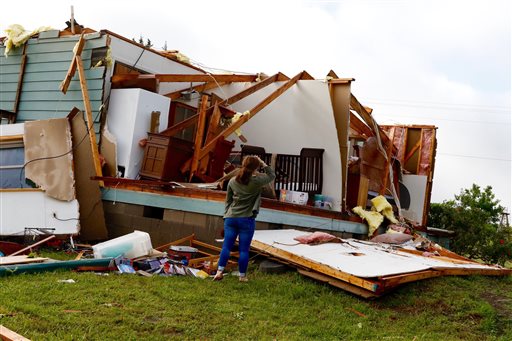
[0,34,107,124]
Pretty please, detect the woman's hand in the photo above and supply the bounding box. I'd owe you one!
[254,155,267,167]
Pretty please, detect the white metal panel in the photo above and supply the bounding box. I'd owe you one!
[0,190,80,236]
[252,229,497,278]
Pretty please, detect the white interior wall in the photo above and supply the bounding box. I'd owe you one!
[108,36,204,95]
[107,89,170,179]
[218,80,343,210]
[401,174,428,224]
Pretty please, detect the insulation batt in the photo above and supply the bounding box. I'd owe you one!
[352,206,384,235]
[3,24,52,56]
[371,195,398,224]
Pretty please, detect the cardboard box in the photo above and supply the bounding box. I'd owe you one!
[280,190,308,205]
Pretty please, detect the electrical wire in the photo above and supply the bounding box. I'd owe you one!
[437,152,511,162]
[18,107,103,187]
[364,98,509,111]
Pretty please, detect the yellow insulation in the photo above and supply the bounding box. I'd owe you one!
[352,206,384,235]
[4,24,52,56]
[371,195,398,224]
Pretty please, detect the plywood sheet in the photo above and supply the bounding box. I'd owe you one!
[24,118,75,201]
[252,229,500,278]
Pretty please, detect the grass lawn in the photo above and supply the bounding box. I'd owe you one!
[0,256,511,340]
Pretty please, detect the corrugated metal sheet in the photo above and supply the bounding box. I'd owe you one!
[0,32,107,134]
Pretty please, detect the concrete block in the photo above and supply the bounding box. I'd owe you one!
[163,209,185,225]
[124,203,144,216]
[103,202,127,214]
[255,221,270,230]
[105,212,133,230]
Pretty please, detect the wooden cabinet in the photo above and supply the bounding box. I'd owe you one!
[140,133,193,182]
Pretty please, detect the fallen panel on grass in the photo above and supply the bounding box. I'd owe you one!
[251,229,511,298]
[0,258,113,277]
[0,256,48,266]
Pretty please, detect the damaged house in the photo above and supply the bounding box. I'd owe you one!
[0,25,435,242]
[1,24,510,298]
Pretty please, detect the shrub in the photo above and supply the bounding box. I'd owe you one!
[428,184,511,265]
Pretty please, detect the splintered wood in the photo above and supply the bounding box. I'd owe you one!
[250,229,511,298]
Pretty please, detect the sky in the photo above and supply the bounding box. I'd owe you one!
[1,0,511,211]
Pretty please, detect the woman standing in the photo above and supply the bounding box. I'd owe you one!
[214,155,275,282]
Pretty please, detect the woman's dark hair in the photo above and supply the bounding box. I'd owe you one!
[236,156,261,185]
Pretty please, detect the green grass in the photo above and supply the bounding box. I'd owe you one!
[0,257,511,340]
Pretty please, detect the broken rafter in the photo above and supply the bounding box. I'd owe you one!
[350,94,395,153]
[111,73,258,84]
[349,111,373,137]
[219,72,285,107]
[160,114,199,137]
[59,32,86,94]
[180,71,309,173]
[189,95,210,181]
[58,32,103,183]
[201,71,308,160]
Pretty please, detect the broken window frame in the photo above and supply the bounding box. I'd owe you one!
[0,138,30,189]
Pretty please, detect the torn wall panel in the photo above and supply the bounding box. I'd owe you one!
[69,109,108,241]
[24,118,75,201]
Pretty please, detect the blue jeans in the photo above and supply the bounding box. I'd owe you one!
[218,217,255,275]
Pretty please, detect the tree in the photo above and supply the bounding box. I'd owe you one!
[428,184,511,265]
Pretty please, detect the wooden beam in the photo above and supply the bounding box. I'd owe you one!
[189,95,209,181]
[179,72,308,173]
[357,175,370,207]
[0,325,31,341]
[164,81,226,100]
[111,73,258,84]
[76,55,103,180]
[276,72,290,81]
[0,135,24,143]
[298,269,379,299]
[380,126,395,195]
[155,234,195,251]
[329,80,352,211]
[159,113,199,137]
[403,139,421,164]
[13,45,28,115]
[326,70,339,79]
[205,103,222,143]
[201,71,306,160]
[221,73,280,107]
[350,94,394,153]
[349,111,373,137]
[60,32,86,94]
[8,235,56,256]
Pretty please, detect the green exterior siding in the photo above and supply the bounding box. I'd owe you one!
[0,31,108,135]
